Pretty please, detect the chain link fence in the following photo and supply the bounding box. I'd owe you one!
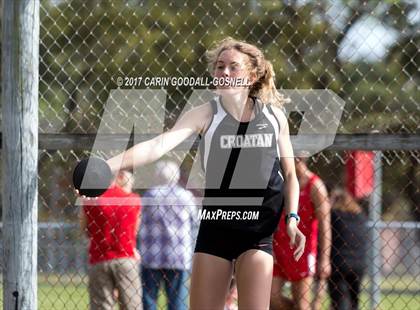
[1,0,419,309]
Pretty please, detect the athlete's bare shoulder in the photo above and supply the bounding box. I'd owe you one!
[193,101,213,117]
[176,101,213,134]
[196,101,215,133]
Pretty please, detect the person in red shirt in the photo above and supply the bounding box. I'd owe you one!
[270,156,331,310]
[79,170,142,310]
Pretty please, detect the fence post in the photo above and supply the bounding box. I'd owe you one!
[1,1,39,309]
[368,151,383,309]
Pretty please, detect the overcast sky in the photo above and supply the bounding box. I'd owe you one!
[325,0,420,62]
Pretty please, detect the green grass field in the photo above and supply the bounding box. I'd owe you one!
[1,274,419,309]
[319,293,419,310]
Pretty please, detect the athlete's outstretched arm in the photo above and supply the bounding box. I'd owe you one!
[272,106,305,261]
[107,104,211,172]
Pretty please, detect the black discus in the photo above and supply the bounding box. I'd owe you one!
[73,156,113,197]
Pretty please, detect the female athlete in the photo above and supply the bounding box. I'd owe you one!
[105,37,305,309]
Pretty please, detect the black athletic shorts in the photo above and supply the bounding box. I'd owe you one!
[194,223,273,261]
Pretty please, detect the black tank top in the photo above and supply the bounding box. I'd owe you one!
[199,96,285,234]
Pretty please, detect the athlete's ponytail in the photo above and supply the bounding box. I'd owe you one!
[250,59,290,108]
[207,37,290,108]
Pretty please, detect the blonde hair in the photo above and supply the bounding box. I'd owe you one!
[331,189,363,214]
[206,37,290,107]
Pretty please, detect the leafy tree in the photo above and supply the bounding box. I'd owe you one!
[36,0,418,220]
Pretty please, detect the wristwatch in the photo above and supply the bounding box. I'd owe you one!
[285,212,300,224]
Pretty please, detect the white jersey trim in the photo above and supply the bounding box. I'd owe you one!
[203,98,227,170]
[262,105,280,158]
